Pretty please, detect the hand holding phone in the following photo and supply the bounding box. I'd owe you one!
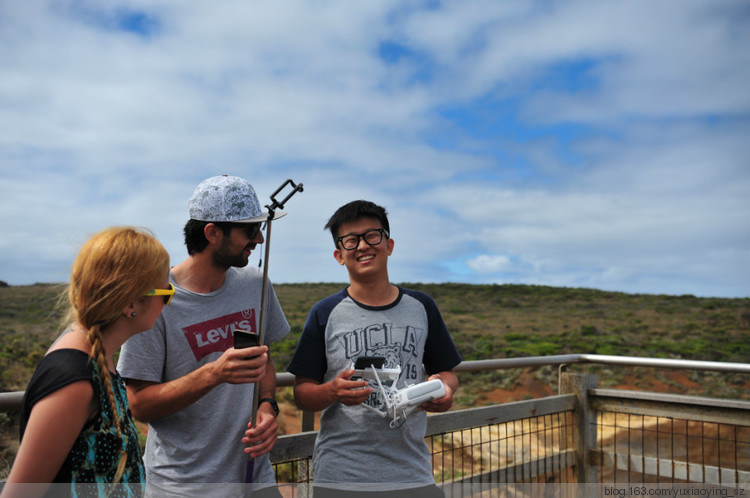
[233,330,260,359]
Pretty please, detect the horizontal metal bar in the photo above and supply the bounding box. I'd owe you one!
[276,372,294,387]
[0,391,23,413]
[2,355,748,413]
[454,356,584,372]
[456,355,750,374]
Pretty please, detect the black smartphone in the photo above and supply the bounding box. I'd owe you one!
[233,330,260,349]
[351,356,385,383]
[354,356,385,369]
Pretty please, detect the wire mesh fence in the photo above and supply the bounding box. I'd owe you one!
[595,411,750,485]
[429,411,576,485]
[272,408,578,488]
[3,356,749,494]
[270,383,750,492]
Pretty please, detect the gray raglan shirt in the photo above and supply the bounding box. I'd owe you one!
[287,286,462,487]
[118,267,290,485]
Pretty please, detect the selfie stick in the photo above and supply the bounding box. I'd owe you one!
[246,179,303,485]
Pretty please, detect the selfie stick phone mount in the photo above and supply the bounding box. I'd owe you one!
[251,179,303,429]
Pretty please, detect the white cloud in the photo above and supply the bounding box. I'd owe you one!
[466,254,513,274]
[0,0,747,297]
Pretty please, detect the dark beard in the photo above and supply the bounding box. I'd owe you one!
[212,241,250,269]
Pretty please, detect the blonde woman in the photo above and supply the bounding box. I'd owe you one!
[2,227,172,497]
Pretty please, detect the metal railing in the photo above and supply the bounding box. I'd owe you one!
[3,354,749,413]
[2,355,749,492]
[268,356,750,493]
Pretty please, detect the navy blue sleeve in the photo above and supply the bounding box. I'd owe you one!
[403,289,463,375]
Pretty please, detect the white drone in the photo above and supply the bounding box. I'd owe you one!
[350,357,446,428]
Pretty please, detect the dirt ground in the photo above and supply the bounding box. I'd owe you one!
[479,370,726,406]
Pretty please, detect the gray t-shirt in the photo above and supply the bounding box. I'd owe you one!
[118,267,290,485]
[287,287,462,487]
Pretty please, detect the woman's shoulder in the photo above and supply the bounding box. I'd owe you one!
[42,348,93,369]
[21,349,97,436]
[27,349,95,394]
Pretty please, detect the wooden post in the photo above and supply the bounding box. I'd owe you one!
[560,372,598,486]
[301,411,315,432]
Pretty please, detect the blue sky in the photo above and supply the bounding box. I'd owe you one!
[1,0,748,298]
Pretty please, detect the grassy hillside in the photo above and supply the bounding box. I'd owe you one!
[2,282,749,397]
[271,283,750,406]
[1,282,749,477]
[0,284,67,393]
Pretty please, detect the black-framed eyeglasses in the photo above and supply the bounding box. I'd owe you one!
[337,228,389,251]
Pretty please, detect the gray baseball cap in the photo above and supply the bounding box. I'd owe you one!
[188,175,286,223]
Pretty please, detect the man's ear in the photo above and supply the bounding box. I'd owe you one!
[204,223,223,245]
[333,249,345,266]
[386,237,394,256]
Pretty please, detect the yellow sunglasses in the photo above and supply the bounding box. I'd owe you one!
[144,282,175,305]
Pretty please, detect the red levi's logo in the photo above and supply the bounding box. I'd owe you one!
[183,309,257,361]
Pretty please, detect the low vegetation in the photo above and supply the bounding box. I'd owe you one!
[271,283,750,406]
[2,282,749,477]
[2,282,749,396]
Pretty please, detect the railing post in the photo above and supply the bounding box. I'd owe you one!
[561,372,598,486]
[299,412,315,497]
[301,411,315,432]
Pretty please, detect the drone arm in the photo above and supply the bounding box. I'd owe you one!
[369,366,392,410]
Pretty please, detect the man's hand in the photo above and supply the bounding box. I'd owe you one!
[127,347,268,423]
[292,369,373,412]
[242,404,279,459]
[329,369,373,406]
[212,346,269,385]
[419,372,458,413]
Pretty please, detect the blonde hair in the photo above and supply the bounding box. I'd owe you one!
[65,226,169,481]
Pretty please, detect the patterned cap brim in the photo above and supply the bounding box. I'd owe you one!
[229,210,287,223]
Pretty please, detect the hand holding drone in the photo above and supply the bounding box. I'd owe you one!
[349,357,446,428]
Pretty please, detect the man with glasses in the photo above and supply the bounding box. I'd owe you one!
[118,175,290,496]
[287,200,461,498]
